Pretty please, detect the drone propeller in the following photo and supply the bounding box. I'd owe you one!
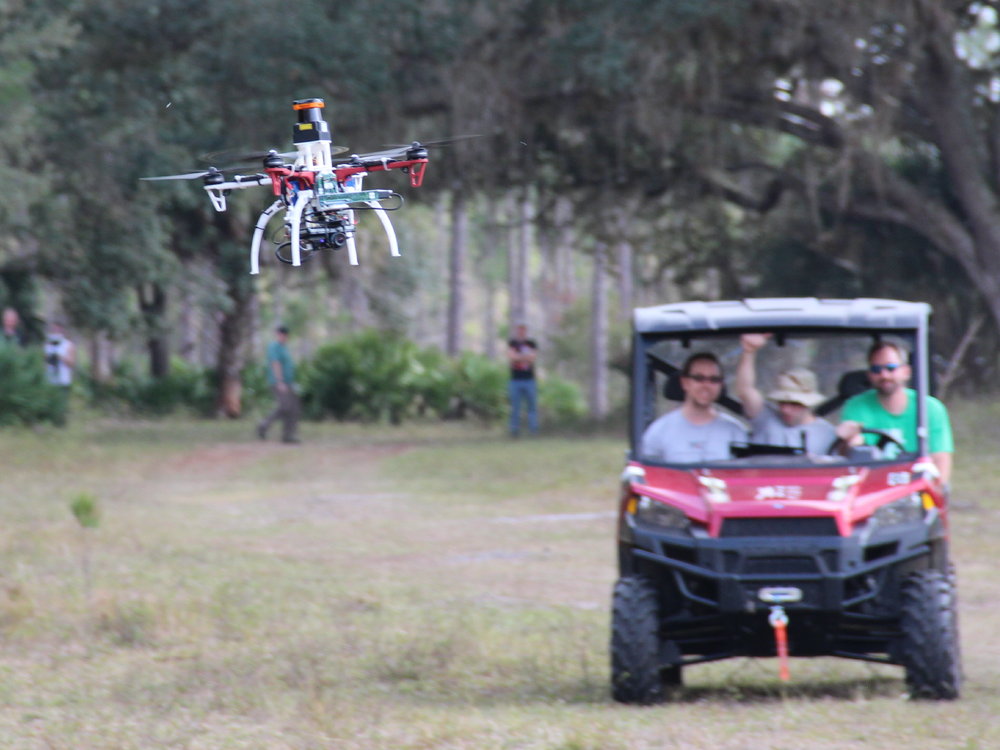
[333,135,482,166]
[140,167,231,181]
[198,146,349,165]
[381,134,482,149]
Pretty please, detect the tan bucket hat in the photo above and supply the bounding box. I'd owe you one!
[766,367,825,408]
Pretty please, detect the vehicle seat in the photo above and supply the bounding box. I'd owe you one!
[815,370,871,417]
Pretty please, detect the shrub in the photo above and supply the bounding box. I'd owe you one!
[0,345,65,426]
[450,352,508,422]
[412,346,456,417]
[539,375,587,425]
[300,338,358,421]
[85,359,269,417]
[302,330,422,423]
[87,359,212,416]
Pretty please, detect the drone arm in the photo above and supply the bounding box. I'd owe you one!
[250,199,284,275]
[366,201,399,257]
[334,158,428,186]
[204,176,271,213]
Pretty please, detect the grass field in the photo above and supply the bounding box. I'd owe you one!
[1,403,999,749]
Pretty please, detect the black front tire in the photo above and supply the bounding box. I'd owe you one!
[611,576,664,704]
[899,568,962,700]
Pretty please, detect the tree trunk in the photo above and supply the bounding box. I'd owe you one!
[178,284,197,364]
[538,226,555,353]
[446,188,468,356]
[139,282,169,379]
[589,245,608,419]
[506,189,522,330]
[484,280,497,359]
[518,188,533,325]
[89,332,110,383]
[554,196,575,312]
[217,290,253,418]
[617,240,633,321]
[482,193,499,359]
[213,211,256,419]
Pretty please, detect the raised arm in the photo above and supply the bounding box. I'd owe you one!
[735,333,770,419]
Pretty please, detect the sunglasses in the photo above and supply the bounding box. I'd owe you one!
[683,374,724,384]
[869,363,903,374]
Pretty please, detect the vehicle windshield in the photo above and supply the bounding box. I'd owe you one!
[637,331,919,467]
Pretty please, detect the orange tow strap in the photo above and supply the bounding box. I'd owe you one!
[769,605,790,681]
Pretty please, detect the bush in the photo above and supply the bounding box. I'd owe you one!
[539,375,587,425]
[302,330,423,423]
[302,334,512,424]
[450,352,508,422]
[86,358,270,418]
[412,346,456,417]
[0,345,65,426]
[87,359,214,416]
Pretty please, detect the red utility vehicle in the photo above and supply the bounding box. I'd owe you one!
[612,298,960,702]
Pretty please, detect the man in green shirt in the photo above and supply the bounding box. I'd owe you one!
[257,325,300,443]
[836,341,953,484]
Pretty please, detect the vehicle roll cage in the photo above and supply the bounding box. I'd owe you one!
[629,305,932,464]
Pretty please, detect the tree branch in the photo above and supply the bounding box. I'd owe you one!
[938,313,984,400]
[704,95,844,148]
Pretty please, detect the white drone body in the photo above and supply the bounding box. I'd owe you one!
[142,98,431,274]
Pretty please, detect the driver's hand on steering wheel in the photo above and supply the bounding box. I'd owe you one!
[835,420,864,446]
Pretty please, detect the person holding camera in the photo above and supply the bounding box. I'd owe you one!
[44,319,76,422]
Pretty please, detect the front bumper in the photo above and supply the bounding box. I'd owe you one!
[624,517,941,614]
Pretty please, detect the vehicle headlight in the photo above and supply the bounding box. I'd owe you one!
[633,495,690,530]
[871,493,924,527]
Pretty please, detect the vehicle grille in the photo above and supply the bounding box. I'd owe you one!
[743,556,819,575]
[719,517,840,537]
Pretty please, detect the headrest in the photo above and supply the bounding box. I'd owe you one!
[814,369,872,417]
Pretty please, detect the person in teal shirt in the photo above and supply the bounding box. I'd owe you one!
[836,341,952,484]
[257,325,300,443]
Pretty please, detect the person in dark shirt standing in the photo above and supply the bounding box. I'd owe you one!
[257,325,300,444]
[507,323,538,437]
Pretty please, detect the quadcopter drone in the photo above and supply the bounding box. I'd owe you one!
[142,98,464,274]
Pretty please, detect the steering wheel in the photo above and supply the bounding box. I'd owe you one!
[828,427,907,456]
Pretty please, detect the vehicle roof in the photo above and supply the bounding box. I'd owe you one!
[633,297,930,335]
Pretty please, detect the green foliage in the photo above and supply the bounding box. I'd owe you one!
[85,359,271,417]
[0,345,65,426]
[449,352,509,422]
[539,375,587,425]
[302,332,513,424]
[300,340,357,421]
[87,359,213,416]
[412,346,455,417]
[302,330,421,423]
[70,492,100,529]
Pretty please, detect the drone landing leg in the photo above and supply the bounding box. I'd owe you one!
[366,202,400,257]
[287,190,313,267]
[250,200,284,275]
[346,235,359,266]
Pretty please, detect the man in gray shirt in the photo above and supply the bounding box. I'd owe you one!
[735,333,837,454]
[642,352,748,463]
